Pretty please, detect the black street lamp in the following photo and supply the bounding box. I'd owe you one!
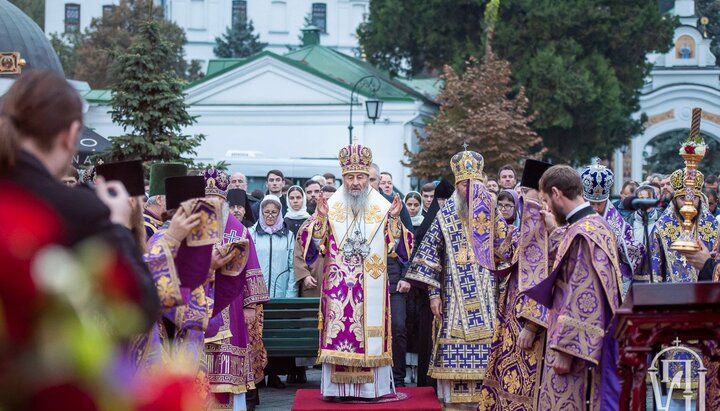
[348,75,383,144]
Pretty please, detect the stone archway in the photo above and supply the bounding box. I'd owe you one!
[629,110,720,182]
[613,84,720,192]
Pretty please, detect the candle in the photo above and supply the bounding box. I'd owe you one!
[690,107,702,138]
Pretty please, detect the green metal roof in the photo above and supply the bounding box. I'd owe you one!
[84,45,440,106]
[398,78,443,100]
[195,46,437,104]
[206,58,246,77]
[81,89,112,103]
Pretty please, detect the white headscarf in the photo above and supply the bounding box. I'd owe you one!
[284,185,311,220]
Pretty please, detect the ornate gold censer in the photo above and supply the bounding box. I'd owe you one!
[671,107,706,252]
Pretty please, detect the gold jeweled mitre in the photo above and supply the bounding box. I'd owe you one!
[450,149,484,184]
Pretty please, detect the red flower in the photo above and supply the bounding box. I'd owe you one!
[0,183,62,342]
[134,374,203,411]
[26,382,98,411]
[684,145,696,154]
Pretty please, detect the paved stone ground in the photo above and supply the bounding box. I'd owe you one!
[256,366,420,410]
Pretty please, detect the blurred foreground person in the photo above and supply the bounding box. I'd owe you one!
[0,69,158,328]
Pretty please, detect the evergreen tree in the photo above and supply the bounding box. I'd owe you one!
[49,32,80,78]
[359,0,676,165]
[214,18,267,58]
[101,21,204,165]
[405,0,544,181]
[697,0,720,57]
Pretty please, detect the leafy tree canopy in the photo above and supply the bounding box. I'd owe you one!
[49,0,196,88]
[359,0,677,165]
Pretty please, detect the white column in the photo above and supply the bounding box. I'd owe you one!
[631,136,644,183]
[613,148,624,195]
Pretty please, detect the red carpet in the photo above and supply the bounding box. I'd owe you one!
[291,387,442,411]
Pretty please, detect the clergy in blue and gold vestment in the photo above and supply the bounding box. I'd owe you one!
[524,165,622,411]
[650,167,718,283]
[406,149,501,405]
[580,163,645,293]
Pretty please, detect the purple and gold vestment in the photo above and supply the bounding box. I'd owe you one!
[297,186,412,399]
[132,198,222,402]
[205,214,269,410]
[600,200,645,293]
[406,186,504,404]
[525,209,622,411]
[478,197,568,411]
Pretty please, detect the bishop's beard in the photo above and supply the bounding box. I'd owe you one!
[454,192,468,221]
[344,186,370,215]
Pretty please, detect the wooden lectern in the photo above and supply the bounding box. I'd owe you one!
[614,282,720,411]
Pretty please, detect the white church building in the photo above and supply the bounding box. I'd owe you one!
[80,30,440,193]
[44,0,369,69]
[614,0,720,190]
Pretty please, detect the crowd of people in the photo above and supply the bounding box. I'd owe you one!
[2,70,719,411]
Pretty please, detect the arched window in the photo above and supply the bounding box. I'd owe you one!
[675,35,696,59]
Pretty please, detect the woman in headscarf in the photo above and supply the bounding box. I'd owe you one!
[250,195,297,389]
[404,191,424,232]
[284,185,311,236]
[496,189,520,227]
[406,178,455,389]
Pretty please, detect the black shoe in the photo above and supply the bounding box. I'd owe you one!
[296,368,307,383]
[267,374,286,389]
[287,373,298,383]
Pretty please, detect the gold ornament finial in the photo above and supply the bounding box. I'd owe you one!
[0,52,26,75]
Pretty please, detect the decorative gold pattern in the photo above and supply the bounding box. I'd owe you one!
[0,52,26,75]
[363,254,385,280]
[644,109,674,127]
[328,202,347,223]
[670,167,704,198]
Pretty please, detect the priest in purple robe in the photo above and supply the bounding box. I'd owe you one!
[133,175,236,403]
[580,163,645,295]
[297,142,411,400]
[476,193,566,411]
[196,171,268,411]
[524,165,622,411]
